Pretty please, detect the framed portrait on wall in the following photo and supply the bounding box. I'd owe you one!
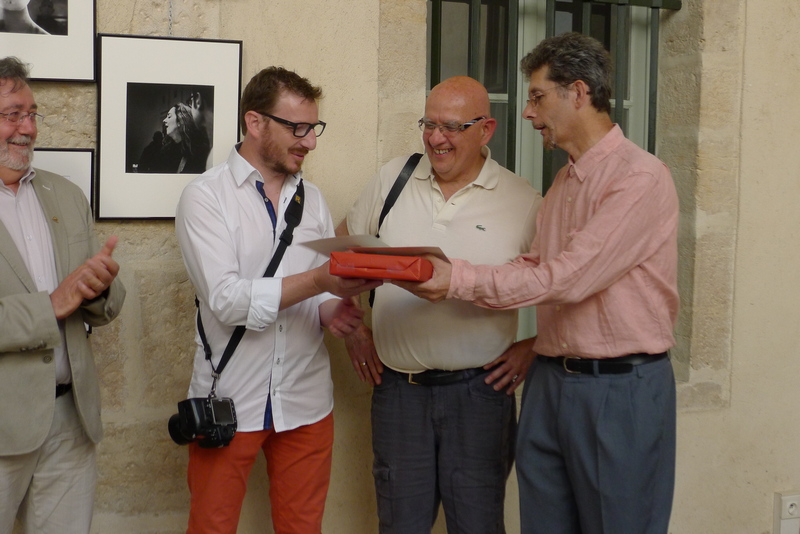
[33,147,94,204]
[96,34,242,219]
[0,0,96,81]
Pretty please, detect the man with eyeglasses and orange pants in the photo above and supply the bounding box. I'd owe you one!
[0,56,125,534]
[336,76,542,534]
[175,66,380,534]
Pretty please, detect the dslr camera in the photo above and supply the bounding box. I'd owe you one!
[168,396,237,448]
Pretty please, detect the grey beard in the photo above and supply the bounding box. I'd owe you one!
[0,147,32,170]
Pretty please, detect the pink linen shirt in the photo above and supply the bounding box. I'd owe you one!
[449,125,679,358]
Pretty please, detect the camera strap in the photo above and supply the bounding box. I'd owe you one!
[368,152,422,307]
[195,179,305,396]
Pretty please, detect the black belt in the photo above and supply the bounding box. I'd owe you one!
[55,383,72,398]
[538,352,668,375]
[388,366,485,386]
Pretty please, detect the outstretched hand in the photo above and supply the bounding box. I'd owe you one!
[315,261,383,298]
[50,236,120,320]
[392,255,452,303]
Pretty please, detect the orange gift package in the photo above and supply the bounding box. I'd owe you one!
[329,251,433,282]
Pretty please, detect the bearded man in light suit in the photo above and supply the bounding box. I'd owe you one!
[0,56,125,534]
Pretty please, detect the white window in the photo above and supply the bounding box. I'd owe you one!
[426,0,681,339]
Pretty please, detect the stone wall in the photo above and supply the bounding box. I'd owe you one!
[660,0,743,407]
[668,0,800,533]
[16,1,429,533]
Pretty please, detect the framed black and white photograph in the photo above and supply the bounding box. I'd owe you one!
[33,147,94,205]
[96,34,242,219]
[0,0,95,81]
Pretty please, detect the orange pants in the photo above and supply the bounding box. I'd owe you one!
[186,412,333,534]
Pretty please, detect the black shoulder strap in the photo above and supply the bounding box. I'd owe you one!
[376,152,422,238]
[197,180,305,380]
[369,153,422,307]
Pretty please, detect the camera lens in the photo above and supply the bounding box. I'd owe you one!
[168,413,195,445]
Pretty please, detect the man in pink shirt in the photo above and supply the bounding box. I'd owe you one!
[398,33,679,534]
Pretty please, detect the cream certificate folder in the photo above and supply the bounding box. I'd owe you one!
[300,235,449,262]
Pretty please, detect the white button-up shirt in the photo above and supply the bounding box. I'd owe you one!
[175,146,337,432]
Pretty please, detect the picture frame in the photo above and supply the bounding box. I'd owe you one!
[96,34,242,219]
[33,148,94,206]
[0,0,96,81]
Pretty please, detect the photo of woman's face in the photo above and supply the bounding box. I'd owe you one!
[163,107,178,138]
[1,0,30,11]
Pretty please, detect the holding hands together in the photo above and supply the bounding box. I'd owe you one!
[50,236,120,320]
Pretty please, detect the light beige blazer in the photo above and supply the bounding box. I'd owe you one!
[0,169,125,455]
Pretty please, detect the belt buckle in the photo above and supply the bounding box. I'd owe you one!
[563,356,581,374]
[408,373,420,385]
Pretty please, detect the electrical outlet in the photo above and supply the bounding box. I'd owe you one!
[780,493,800,520]
[774,491,800,534]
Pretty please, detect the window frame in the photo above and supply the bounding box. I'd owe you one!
[428,0,520,168]
[426,0,682,341]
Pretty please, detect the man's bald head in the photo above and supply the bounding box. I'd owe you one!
[426,76,491,120]
[420,76,496,186]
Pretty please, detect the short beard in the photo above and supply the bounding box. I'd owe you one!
[543,133,558,151]
[261,149,296,177]
[258,132,303,177]
[0,135,33,171]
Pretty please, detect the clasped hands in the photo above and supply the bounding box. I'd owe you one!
[50,236,120,320]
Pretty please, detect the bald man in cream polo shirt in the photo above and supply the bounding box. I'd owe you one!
[336,76,542,534]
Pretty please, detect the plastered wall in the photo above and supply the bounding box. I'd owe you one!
[667,0,800,532]
[13,0,800,533]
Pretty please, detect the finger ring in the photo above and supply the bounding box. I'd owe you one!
[361,362,367,366]
[512,375,518,382]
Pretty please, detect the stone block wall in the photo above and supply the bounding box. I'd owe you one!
[13,1,427,533]
[660,0,743,411]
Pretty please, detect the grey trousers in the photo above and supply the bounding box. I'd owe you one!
[0,391,97,534]
[371,367,516,534]
[517,356,676,534]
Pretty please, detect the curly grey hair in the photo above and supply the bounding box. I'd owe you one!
[521,32,612,113]
[0,56,30,92]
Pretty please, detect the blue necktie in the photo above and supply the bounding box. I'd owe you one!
[255,180,276,430]
[255,181,278,238]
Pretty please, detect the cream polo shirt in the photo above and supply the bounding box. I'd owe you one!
[347,148,541,373]
[176,145,337,432]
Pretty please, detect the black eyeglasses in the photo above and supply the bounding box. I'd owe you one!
[258,112,326,138]
[418,116,486,136]
[0,111,44,126]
